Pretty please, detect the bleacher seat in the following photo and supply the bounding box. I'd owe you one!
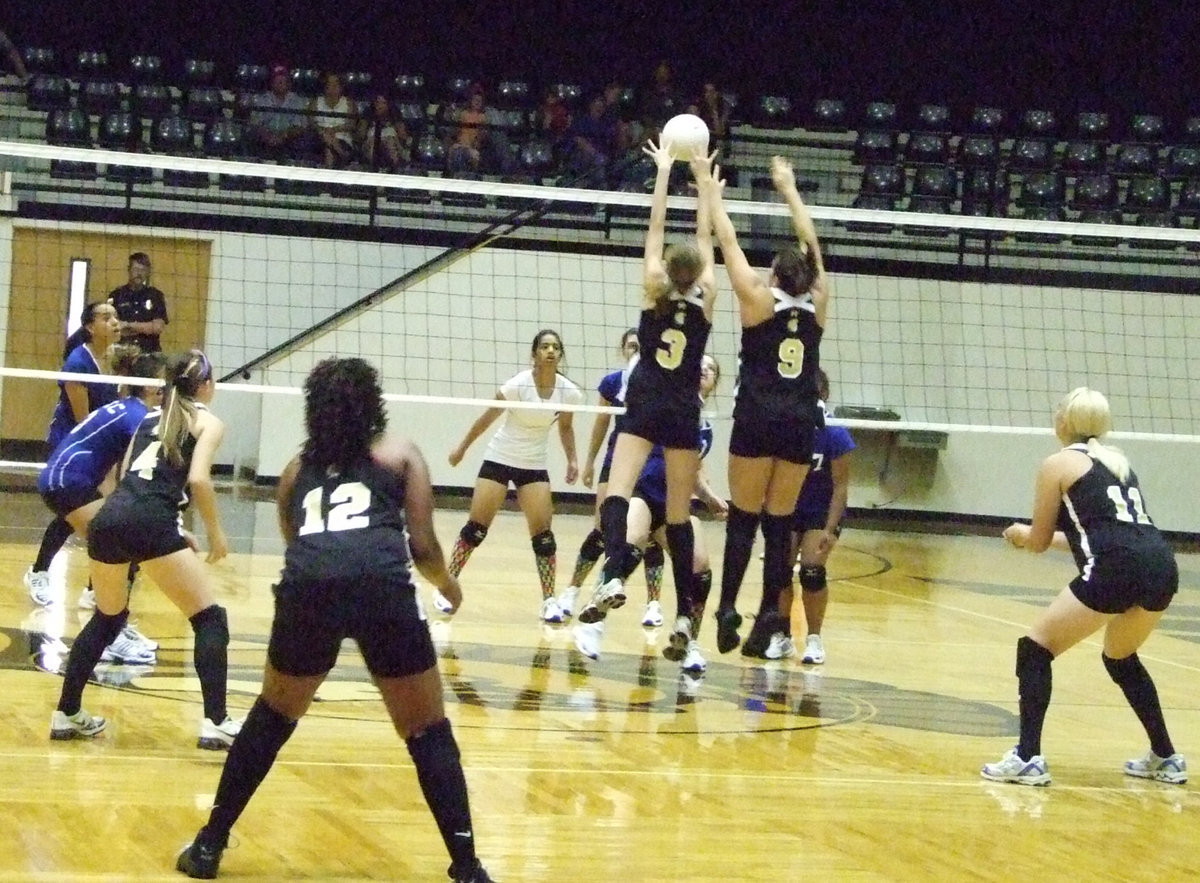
[80,80,122,116]
[1113,143,1158,177]
[1019,109,1059,140]
[1128,114,1165,144]
[21,47,57,76]
[1062,140,1106,173]
[45,108,95,180]
[1017,171,1065,242]
[393,74,427,102]
[184,87,225,122]
[1165,146,1200,179]
[1009,137,1055,171]
[752,95,793,129]
[27,75,72,112]
[862,102,898,130]
[131,83,172,118]
[99,112,151,183]
[957,135,998,168]
[182,59,216,87]
[496,81,532,110]
[853,129,896,165]
[807,99,847,132]
[904,132,949,165]
[152,115,208,187]
[969,106,1006,135]
[290,69,322,97]
[129,55,163,85]
[342,71,372,100]
[235,64,268,94]
[906,165,957,235]
[74,51,109,79]
[912,103,951,133]
[1076,111,1110,142]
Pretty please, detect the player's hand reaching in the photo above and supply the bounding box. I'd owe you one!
[642,137,674,171]
[689,150,718,183]
[770,155,798,194]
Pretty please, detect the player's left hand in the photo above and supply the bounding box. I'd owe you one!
[1003,523,1030,548]
[206,528,229,563]
[707,496,729,519]
[565,462,578,485]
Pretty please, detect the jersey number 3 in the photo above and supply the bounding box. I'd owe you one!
[656,329,687,370]
[298,482,371,535]
[1106,485,1151,525]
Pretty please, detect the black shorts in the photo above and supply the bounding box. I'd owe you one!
[478,459,549,488]
[794,510,841,535]
[620,402,701,450]
[729,416,816,464]
[631,490,667,534]
[268,575,437,678]
[598,460,612,485]
[87,496,188,564]
[41,485,102,519]
[1070,546,1178,614]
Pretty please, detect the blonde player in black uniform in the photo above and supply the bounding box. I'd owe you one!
[177,357,492,882]
[578,142,718,636]
[49,350,239,749]
[982,388,1185,786]
[705,155,830,657]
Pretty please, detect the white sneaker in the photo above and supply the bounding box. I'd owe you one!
[99,632,156,666]
[577,577,626,624]
[50,708,106,740]
[981,747,1051,786]
[573,620,605,660]
[765,633,796,660]
[432,589,455,616]
[77,587,96,610]
[122,623,159,652]
[641,600,664,627]
[663,616,692,662]
[801,634,825,664]
[682,640,707,673]
[558,585,580,618]
[198,716,243,750]
[1124,750,1188,784]
[541,596,565,623]
[25,568,53,606]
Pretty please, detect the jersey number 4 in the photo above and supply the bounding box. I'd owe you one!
[298,482,371,535]
[1106,485,1152,525]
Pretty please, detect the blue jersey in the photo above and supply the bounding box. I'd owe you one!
[47,345,118,449]
[794,424,855,520]
[633,414,715,506]
[598,367,629,470]
[39,397,150,495]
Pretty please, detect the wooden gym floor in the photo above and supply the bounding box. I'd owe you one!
[0,484,1197,881]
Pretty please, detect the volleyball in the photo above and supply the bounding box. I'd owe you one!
[660,113,710,161]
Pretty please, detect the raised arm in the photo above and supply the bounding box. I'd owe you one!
[642,138,674,305]
[689,153,718,314]
[771,155,829,323]
[706,162,772,324]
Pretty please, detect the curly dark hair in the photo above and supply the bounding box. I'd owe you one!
[301,357,388,472]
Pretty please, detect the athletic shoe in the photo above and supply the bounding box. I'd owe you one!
[557,584,581,618]
[981,747,1051,786]
[682,640,707,673]
[801,634,825,664]
[541,596,565,624]
[432,589,456,616]
[25,568,53,607]
[122,623,159,652]
[92,663,155,688]
[765,633,796,660]
[573,620,605,660]
[177,838,224,879]
[663,616,691,662]
[715,608,742,654]
[99,632,156,666]
[577,577,626,624]
[448,859,495,883]
[740,613,780,659]
[77,587,96,610]
[50,708,106,740]
[1124,750,1188,784]
[197,716,243,751]
[641,600,664,627]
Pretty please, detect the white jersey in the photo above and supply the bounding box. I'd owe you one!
[484,369,584,470]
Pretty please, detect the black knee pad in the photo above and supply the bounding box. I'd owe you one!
[643,541,665,570]
[460,520,488,547]
[580,528,604,561]
[1103,651,1144,685]
[190,604,230,646]
[760,513,793,590]
[799,564,827,593]
[531,529,556,557]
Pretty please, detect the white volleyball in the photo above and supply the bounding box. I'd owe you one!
[661,113,710,161]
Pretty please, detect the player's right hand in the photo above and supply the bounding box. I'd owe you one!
[438,577,463,613]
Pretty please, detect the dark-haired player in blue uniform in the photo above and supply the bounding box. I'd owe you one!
[983,387,1186,787]
[176,357,493,883]
[580,143,719,638]
[38,351,167,663]
[26,301,122,606]
[50,350,238,752]
[771,369,855,664]
[705,155,831,658]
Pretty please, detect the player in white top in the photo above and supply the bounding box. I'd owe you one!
[445,330,583,621]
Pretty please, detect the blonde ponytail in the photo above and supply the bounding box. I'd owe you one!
[1058,387,1131,483]
[1085,436,1131,484]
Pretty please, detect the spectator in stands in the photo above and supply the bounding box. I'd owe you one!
[0,27,28,80]
[693,82,732,155]
[567,94,620,185]
[640,60,683,141]
[603,80,634,151]
[448,87,488,174]
[248,64,316,163]
[533,88,571,149]
[108,252,168,353]
[361,94,412,172]
[312,72,358,168]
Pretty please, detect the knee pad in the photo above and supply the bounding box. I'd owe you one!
[531,530,556,558]
[760,513,793,590]
[1103,651,1144,685]
[580,528,604,561]
[643,541,665,570]
[190,604,230,645]
[460,520,488,548]
[799,564,827,593]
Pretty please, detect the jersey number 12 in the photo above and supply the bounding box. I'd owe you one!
[298,482,372,535]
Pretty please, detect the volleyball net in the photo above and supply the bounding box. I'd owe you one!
[2,138,1200,481]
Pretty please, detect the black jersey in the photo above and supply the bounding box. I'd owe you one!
[116,406,199,511]
[624,285,710,418]
[281,455,412,583]
[1056,444,1168,572]
[733,286,822,424]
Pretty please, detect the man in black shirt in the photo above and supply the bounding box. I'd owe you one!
[107,252,168,352]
